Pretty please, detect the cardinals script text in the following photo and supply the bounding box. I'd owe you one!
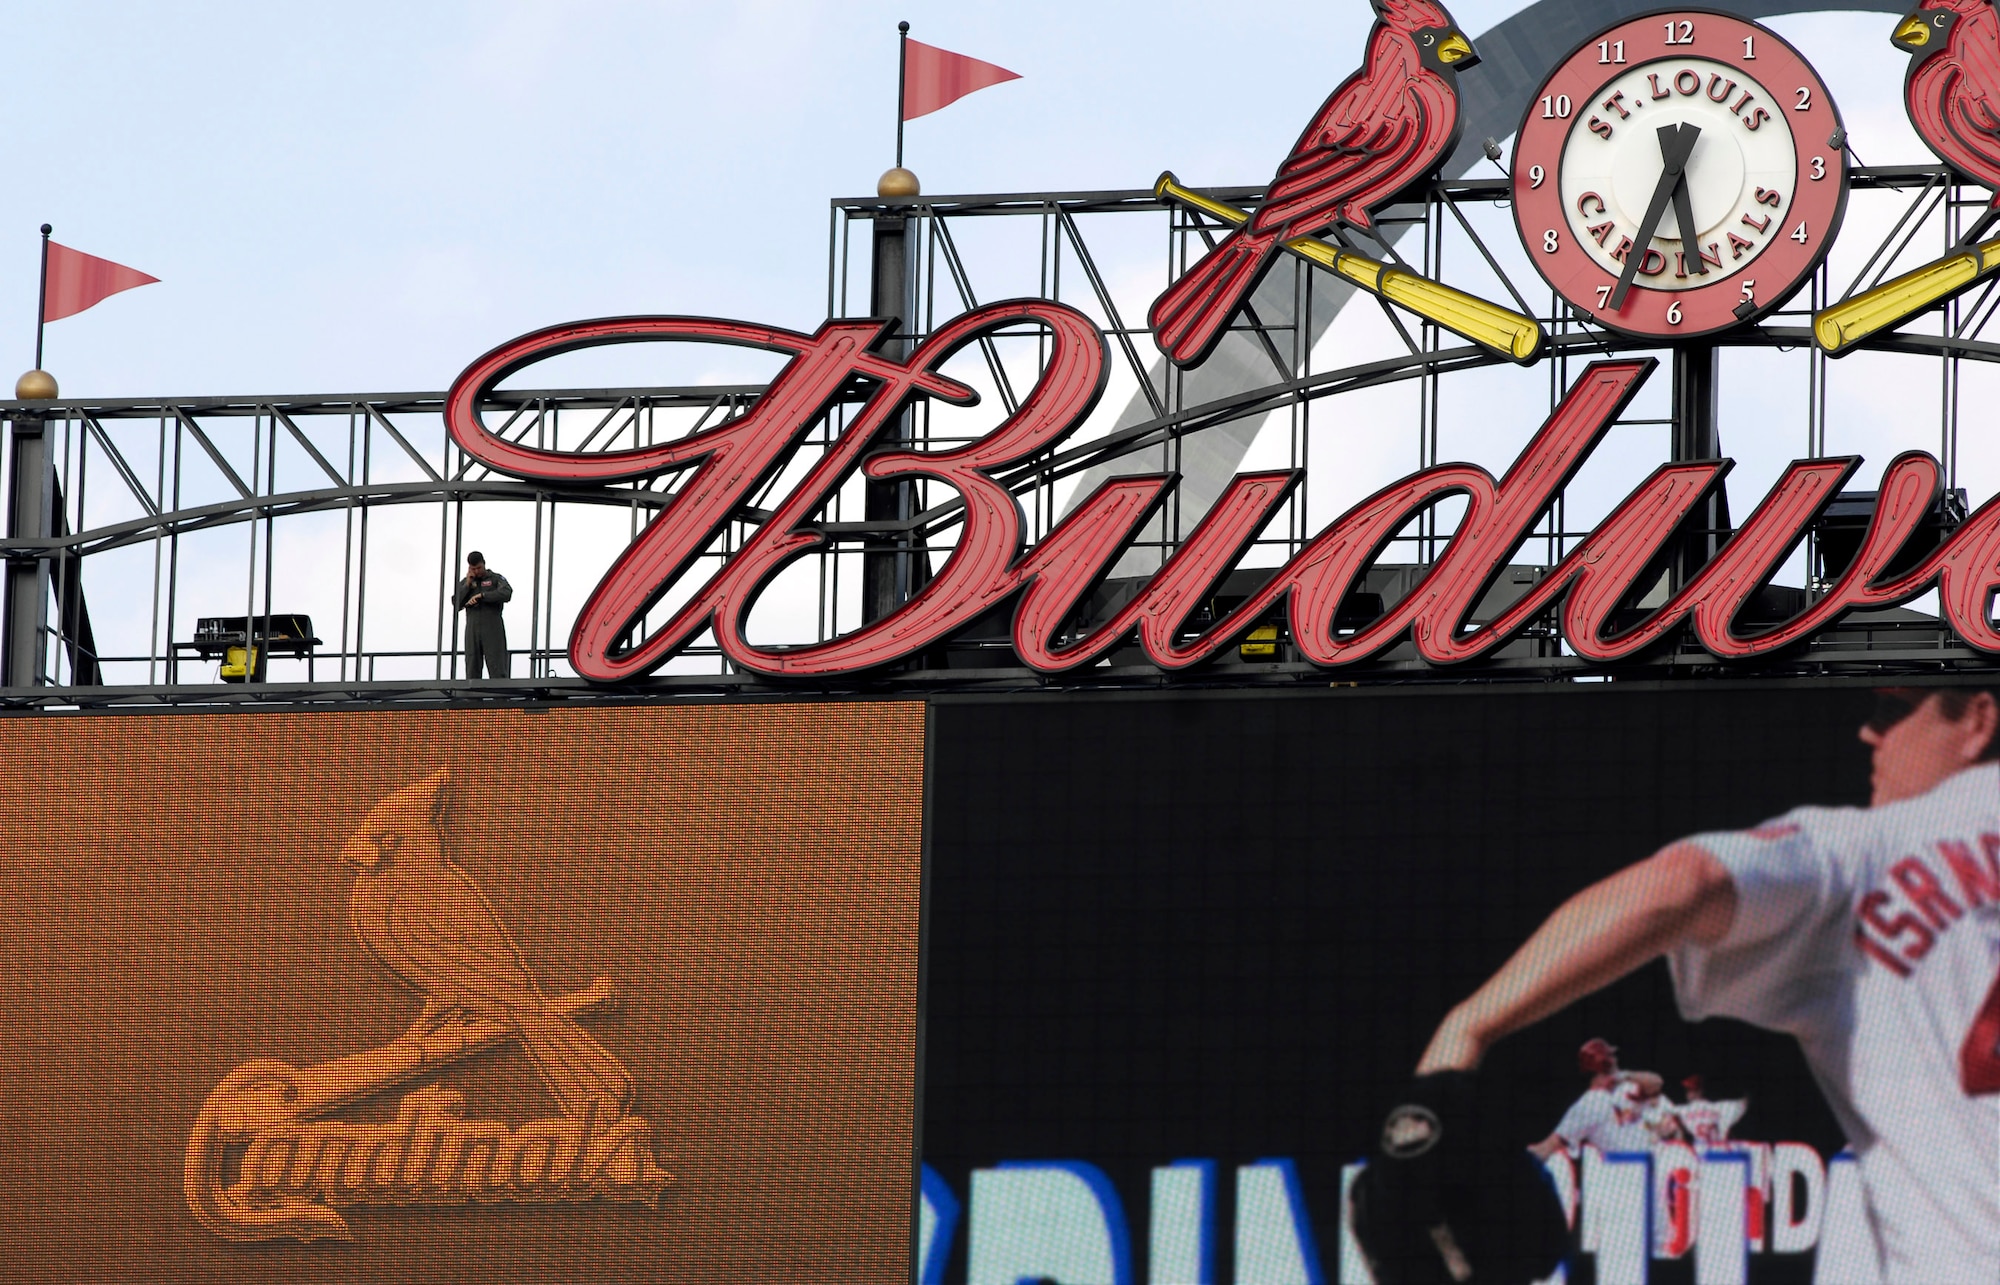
[187,1082,668,1242]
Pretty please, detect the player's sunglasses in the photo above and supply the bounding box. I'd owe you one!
[1865,688,1927,734]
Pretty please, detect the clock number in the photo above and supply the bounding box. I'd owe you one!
[1543,229,1560,253]
[1743,35,1756,59]
[1596,285,1613,307]
[1741,279,1756,303]
[1811,155,1826,181]
[1528,164,1546,189]
[1542,94,1572,119]
[1796,86,1812,111]
[1598,39,1626,64]
[1667,300,1684,326]
[1792,221,1810,243]
[1664,19,1694,44]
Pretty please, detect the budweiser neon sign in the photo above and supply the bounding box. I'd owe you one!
[443,300,2000,682]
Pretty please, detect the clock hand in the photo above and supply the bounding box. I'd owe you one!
[1670,165,1706,279]
[1609,122,1702,310]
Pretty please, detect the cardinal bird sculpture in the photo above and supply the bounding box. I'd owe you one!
[1147,0,1478,369]
[1897,0,2000,211]
[341,769,633,1117]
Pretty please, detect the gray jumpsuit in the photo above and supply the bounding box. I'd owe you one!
[452,570,514,678]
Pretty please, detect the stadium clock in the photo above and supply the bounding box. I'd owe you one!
[1512,9,1848,338]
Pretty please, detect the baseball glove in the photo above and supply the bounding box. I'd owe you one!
[1349,1072,1568,1285]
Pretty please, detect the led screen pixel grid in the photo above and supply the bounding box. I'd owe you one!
[0,701,923,1284]
[920,683,1937,1285]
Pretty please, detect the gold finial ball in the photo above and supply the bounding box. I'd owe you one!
[877,166,921,199]
[15,370,56,400]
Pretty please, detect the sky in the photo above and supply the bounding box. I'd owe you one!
[4,1,1987,682]
[3,0,1454,397]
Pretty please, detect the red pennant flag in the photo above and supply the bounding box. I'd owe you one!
[43,242,158,323]
[902,38,1020,121]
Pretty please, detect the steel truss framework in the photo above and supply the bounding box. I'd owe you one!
[3,164,1998,709]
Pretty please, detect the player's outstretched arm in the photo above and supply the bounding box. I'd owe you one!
[1417,842,1736,1074]
[1623,1069,1664,1097]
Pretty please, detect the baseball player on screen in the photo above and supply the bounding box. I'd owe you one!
[1417,687,2000,1283]
[1531,1037,1667,1160]
[1674,1074,1748,1147]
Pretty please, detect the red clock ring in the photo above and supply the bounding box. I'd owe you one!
[1513,8,1849,339]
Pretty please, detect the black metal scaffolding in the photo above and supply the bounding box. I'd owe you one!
[4,166,2000,708]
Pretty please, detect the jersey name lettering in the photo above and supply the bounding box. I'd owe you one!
[1852,832,2000,977]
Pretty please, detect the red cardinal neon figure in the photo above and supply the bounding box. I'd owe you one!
[1897,0,2000,211]
[342,769,633,1117]
[1148,0,1479,369]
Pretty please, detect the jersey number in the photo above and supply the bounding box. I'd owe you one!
[1960,971,2000,1094]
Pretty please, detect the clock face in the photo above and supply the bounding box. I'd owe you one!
[1513,9,1848,339]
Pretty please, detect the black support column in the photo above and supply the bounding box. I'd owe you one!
[861,209,927,625]
[1671,344,1730,588]
[3,414,51,686]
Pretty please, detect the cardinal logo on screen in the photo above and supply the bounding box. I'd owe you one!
[183,770,669,1243]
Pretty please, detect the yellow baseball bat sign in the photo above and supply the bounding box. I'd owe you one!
[1814,237,2000,356]
[1154,172,1544,365]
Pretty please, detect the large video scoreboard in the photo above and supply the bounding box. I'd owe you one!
[0,703,923,1283]
[0,681,1984,1283]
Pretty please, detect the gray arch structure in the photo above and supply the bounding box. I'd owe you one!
[1062,0,1910,564]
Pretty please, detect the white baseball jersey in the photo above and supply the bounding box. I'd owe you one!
[1553,1078,1660,1154]
[1675,1098,1747,1146]
[1670,761,2000,1284]
[1640,1092,1680,1141]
